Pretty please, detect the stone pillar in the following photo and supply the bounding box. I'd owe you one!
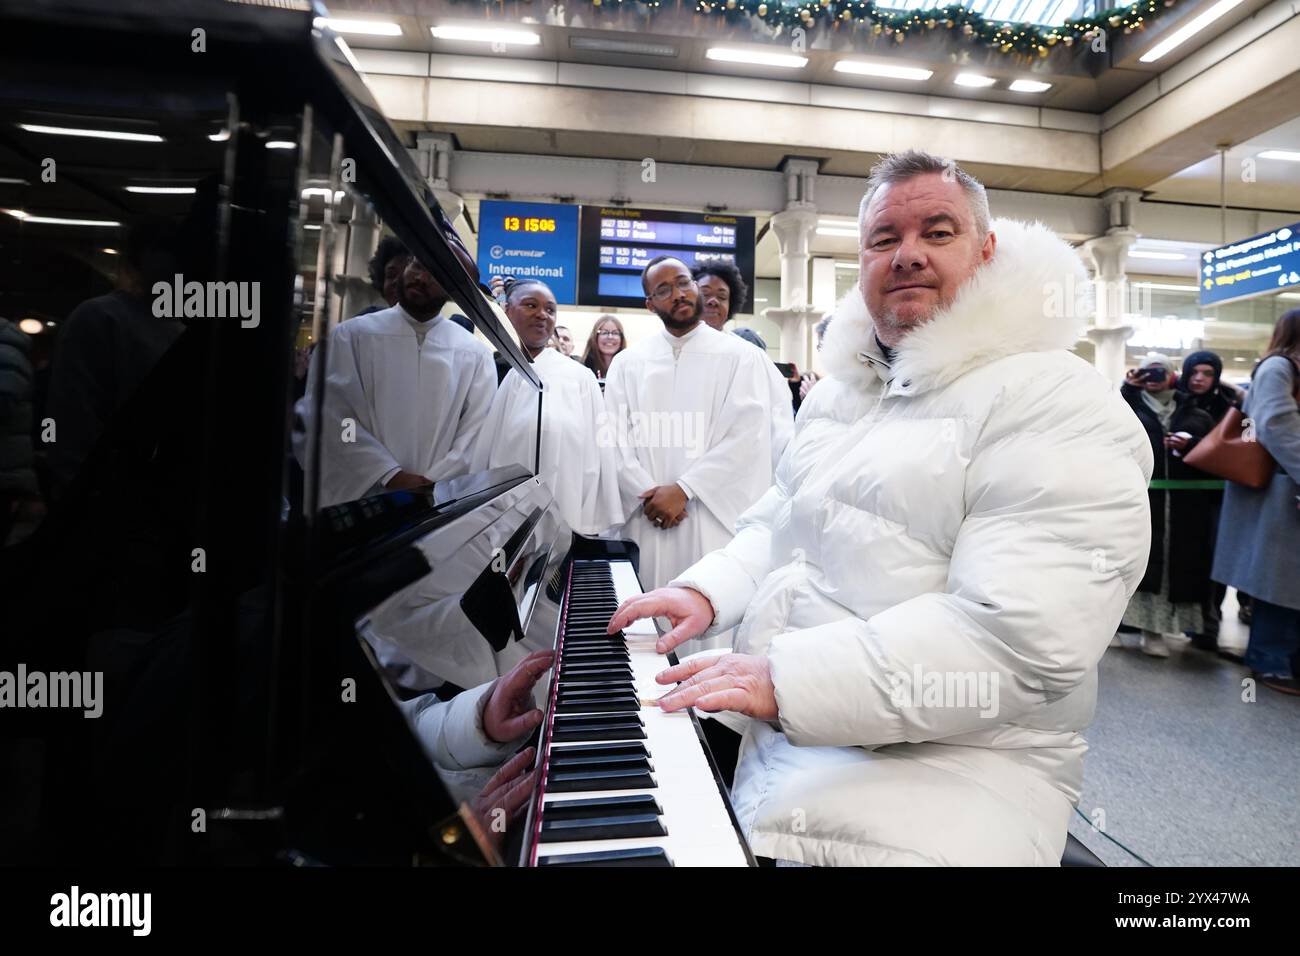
[338,200,381,320]
[415,131,465,223]
[763,158,822,370]
[1081,188,1143,384]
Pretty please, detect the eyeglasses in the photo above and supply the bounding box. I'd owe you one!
[597,330,622,339]
[649,276,694,301]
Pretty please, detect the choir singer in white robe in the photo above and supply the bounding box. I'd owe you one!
[471,279,622,535]
[602,256,784,650]
[302,255,497,507]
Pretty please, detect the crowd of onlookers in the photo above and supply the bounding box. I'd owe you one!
[1112,309,1300,697]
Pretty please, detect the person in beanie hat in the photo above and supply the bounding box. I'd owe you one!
[1117,350,1232,657]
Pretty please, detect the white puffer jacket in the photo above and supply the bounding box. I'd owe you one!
[671,219,1153,866]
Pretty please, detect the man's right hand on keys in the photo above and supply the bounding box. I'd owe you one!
[606,586,715,655]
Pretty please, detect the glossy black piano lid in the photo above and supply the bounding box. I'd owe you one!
[0,0,550,865]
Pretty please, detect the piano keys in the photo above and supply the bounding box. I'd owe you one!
[523,559,752,867]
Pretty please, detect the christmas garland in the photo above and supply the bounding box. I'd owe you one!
[465,0,1182,57]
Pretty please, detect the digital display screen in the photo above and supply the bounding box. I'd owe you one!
[577,206,756,311]
[477,200,579,304]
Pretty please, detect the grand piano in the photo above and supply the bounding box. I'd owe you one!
[0,0,751,867]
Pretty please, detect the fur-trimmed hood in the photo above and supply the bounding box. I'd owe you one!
[820,218,1088,396]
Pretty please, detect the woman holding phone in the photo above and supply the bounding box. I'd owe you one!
[1117,352,1222,657]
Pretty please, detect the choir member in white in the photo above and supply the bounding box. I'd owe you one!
[602,255,792,649]
[471,279,622,535]
[694,261,796,471]
[298,253,497,507]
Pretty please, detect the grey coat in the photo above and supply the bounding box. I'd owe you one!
[1212,355,1300,610]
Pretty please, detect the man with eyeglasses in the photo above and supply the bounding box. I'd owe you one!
[601,255,780,651]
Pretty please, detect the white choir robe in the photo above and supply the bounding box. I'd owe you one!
[470,347,623,536]
[602,322,782,651]
[298,304,497,507]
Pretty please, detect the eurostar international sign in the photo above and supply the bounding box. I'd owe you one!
[1200,222,1300,307]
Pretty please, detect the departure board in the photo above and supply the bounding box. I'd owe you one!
[577,206,756,310]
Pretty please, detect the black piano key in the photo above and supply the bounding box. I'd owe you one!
[547,767,656,792]
[555,686,637,700]
[554,698,639,714]
[558,669,632,683]
[559,657,629,669]
[557,684,636,698]
[553,712,643,727]
[556,680,633,693]
[540,793,661,818]
[538,847,673,867]
[548,742,648,762]
[551,723,646,743]
[547,753,651,773]
[539,813,667,843]
[546,738,642,754]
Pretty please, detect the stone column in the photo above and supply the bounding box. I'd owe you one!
[763,158,822,370]
[1081,189,1143,384]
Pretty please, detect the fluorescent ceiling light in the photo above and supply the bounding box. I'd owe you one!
[18,123,162,143]
[834,61,932,81]
[1139,0,1245,63]
[265,141,296,150]
[101,248,119,254]
[706,47,808,68]
[1258,150,1300,162]
[303,224,323,231]
[18,319,43,335]
[313,17,401,37]
[953,73,997,88]
[1129,250,1187,260]
[125,186,196,195]
[1008,79,1052,93]
[816,226,860,238]
[431,25,541,45]
[208,129,231,142]
[834,261,860,269]
[569,36,677,57]
[0,177,29,185]
[1132,282,1198,291]
[2,208,120,227]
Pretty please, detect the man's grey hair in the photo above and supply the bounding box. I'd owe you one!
[857,150,991,241]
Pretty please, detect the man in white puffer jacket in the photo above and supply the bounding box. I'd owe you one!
[608,151,1153,866]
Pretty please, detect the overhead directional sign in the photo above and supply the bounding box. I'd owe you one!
[1200,223,1300,307]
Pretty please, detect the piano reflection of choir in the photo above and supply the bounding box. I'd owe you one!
[0,0,750,867]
